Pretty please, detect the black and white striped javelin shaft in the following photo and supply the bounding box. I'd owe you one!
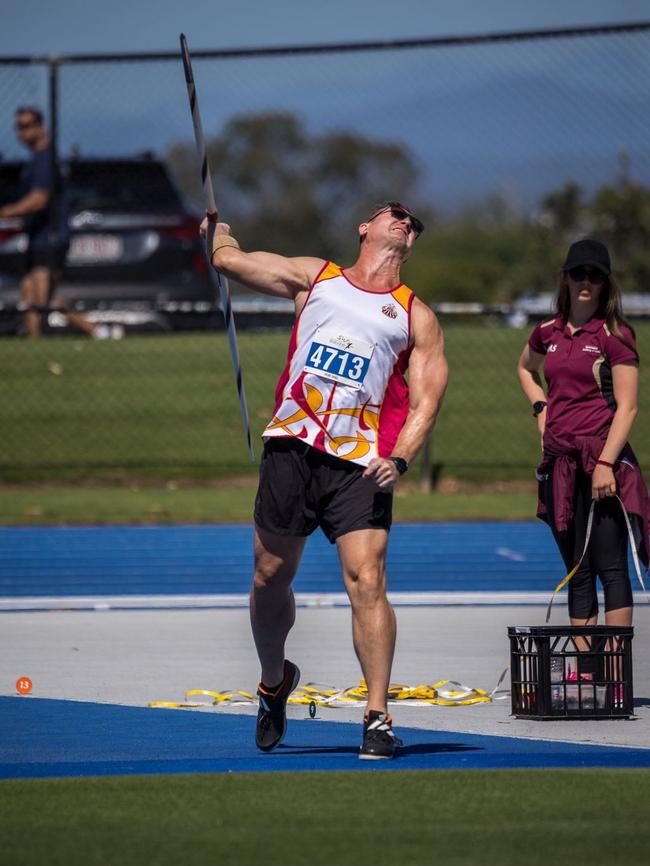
[180,33,254,461]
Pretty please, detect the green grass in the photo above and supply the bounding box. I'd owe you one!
[1,769,649,865]
[0,332,271,481]
[2,324,648,483]
[0,483,538,524]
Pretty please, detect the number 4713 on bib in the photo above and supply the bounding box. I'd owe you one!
[303,330,374,391]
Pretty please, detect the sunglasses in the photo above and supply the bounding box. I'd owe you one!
[371,203,424,236]
[567,267,606,284]
[15,120,37,131]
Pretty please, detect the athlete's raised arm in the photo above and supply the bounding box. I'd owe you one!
[200,217,325,301]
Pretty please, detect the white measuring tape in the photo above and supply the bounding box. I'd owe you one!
[149,671,510,711]
[151,497,648,713]
[545,495,650,623]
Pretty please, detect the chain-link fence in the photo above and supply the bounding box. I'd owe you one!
[1,22,649,481]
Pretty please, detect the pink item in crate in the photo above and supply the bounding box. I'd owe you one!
[566,664,593,682]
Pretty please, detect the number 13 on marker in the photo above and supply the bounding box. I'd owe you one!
[304,330,373,390]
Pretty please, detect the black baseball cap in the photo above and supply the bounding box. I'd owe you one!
[562,238,611,275]
[365,201,424,237]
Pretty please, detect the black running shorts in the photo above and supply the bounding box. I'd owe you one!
[25,243,68,272]
[254,438,393,544]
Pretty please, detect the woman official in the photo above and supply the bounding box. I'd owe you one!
[517,238,650,634]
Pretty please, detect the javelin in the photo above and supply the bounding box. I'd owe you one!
[180,33,254,461]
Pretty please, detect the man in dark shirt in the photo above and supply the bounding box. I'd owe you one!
[0,107,102,338]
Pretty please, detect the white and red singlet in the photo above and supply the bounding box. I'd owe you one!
[262,261,414,467]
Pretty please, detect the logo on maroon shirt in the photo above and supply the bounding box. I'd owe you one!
[548,343,558,352]
[382,303,398,319]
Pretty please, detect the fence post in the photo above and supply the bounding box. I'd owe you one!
[47,56,60,304]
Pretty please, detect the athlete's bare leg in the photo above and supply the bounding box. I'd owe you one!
[62,302,97,335]
[604,606,633,627]
[21,266,96,337]
[337,528,395,715]
[570,606,632,684]
[250,527,306,687]
[570,614,597,652]
[20,269,46,338]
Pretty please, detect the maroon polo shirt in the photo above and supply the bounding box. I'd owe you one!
[528,315,638,440]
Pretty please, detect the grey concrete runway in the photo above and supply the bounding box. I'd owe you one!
[2,605,648,749]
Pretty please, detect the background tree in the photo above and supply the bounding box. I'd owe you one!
[167,112,650,304]
[167,111,423,262]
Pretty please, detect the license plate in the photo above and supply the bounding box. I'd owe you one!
[68,234,123,263]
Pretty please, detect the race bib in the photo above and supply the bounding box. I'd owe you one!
[304,329,374,390]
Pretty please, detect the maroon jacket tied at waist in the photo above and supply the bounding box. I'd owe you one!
[537,430,650,567]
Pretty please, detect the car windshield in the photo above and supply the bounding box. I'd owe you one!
[66,161,184,211]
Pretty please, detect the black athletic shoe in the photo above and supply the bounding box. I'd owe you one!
[255,660,301,752]
[359,711,403,760]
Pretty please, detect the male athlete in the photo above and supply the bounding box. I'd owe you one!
[202,201,448,759]
[0,107,101,338]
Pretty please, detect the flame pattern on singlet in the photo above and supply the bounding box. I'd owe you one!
[262,261,414,467]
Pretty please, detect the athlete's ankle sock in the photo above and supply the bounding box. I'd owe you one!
[260,673,285,693]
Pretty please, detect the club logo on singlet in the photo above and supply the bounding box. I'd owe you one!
[382,303,398,319]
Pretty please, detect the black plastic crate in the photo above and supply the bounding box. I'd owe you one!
[508,626,634,720]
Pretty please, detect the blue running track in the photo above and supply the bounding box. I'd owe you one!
[1,697,648,778]
[0,522,568,598]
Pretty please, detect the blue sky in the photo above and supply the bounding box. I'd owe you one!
[1,0,649,54]
[2,2,649,213]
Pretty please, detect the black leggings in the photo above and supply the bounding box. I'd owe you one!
[544,466,633,619]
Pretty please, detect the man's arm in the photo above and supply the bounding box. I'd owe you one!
[363,298,448,489]
[201,218,325,301]
[0,188,48,219]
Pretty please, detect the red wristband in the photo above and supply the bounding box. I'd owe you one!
[596,459,614,469]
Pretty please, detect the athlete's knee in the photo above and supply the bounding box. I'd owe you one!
[253,554,296,591]
[28,269,51,305]
[345,562,386,606]
[20,273,36,301]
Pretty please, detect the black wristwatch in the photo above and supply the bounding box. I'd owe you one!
[532,401,547,417]
[390,457,409,475]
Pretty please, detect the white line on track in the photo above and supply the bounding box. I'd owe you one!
[1,591,559,611]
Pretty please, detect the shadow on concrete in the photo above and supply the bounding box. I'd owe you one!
[277,741,481,758]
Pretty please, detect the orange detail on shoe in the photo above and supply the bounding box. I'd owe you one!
[258,680,283,697]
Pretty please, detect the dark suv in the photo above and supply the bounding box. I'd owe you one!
[0,155,213,332]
